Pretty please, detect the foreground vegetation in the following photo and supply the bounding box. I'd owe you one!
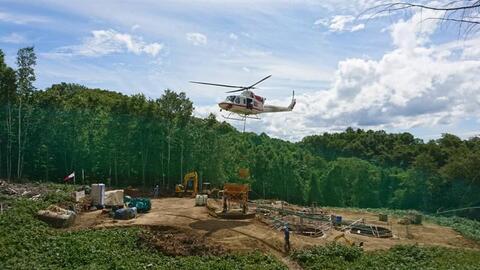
[1,184,480,269]
[3,171,477,269]
[292,243,480,270]
[0,187,285,270]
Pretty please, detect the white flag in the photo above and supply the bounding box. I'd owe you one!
[64,172,75,182]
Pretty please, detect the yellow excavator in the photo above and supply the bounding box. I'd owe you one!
[175,172,199,197]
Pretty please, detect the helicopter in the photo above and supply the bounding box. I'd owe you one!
[190,75,296,123]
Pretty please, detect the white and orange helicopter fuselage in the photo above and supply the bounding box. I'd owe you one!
[218,90,296,116]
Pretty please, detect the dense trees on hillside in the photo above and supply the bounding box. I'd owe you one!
[0,47,479,214]
[300,129,480,212]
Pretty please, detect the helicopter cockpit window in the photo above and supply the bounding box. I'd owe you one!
[226,96,235,102]
[234,97,240,104]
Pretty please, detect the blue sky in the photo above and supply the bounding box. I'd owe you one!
[0,0,479,141]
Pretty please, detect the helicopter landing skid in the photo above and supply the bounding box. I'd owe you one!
[222,113,261,121]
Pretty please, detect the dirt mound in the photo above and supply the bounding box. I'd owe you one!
[139,225,226,256]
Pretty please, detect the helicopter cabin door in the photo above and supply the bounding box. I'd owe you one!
[246,98,253,110]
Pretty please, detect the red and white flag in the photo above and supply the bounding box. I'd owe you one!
[64,172,75,182]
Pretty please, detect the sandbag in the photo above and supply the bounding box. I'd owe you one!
[37,205,76,228]
[73,190,85,202]
[114,207,137,220]
[105,190,124,206]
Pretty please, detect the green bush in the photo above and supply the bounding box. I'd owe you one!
[292,243,363,268]
[292,244,480,270]
[428,216,480,242]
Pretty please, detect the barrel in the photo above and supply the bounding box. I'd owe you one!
[335,215,342,224]
[195,195,207,206]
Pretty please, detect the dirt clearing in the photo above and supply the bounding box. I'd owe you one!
[71,197,480,267]
[139,225,226,256]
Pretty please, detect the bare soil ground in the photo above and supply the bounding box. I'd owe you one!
[138,225,226,256]
[324,208,480,251]
[71,198,480,269]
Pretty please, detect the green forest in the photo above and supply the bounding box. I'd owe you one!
[1,47,479,214]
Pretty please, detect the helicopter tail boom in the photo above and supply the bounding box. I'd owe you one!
[262,91,296,113]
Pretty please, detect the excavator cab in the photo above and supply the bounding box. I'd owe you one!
[175,172,198,197]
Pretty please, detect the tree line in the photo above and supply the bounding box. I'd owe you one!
[1,47,479,214]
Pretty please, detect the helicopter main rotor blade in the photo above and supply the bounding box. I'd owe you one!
[224,75,272,93]
[191,75,271,93]
[189,81,246,89]
[248,75,271,89]
[225,88,247,93]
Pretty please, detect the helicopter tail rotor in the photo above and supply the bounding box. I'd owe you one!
[288,90,296,110]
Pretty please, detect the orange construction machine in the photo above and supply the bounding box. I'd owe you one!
[222,183,249,214]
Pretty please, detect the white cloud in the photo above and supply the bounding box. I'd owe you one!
[316,15,365,32]
[193,103,219,119]
[329,15,355,32]
[0,33,27,44]
[460,38,480,59]
[186,32,207,46]
[0,11,49,24]
[261,11,480,141]
[390,10,438,50]
[229,33,238,40]
[351,23,365,32]
[131,24,140,31]
[57,29,163,57]
[314,18,329,26]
